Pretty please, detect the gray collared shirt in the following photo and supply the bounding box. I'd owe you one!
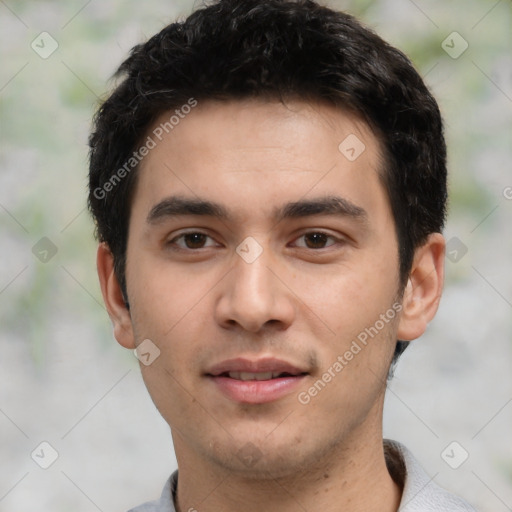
[127,440,477,511]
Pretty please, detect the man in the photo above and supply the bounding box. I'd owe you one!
[88,1,477,510]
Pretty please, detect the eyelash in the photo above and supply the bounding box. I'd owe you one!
[166,231,342,251]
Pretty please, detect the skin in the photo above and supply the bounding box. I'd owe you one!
[97,99,445,512]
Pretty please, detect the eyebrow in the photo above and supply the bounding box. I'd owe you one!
[277,196,367,223]
[146,195,368,225]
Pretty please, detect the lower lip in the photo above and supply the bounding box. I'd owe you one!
[208,375,306,404]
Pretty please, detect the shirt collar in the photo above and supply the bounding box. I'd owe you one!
[154,440,475,512]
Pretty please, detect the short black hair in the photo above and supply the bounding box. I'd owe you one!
[88,0,447,364]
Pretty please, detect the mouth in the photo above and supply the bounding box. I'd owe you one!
[206,358,309,404]
[215,371,307,381]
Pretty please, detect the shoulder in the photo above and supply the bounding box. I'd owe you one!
[385,440,478,512]
[126,472,177,512]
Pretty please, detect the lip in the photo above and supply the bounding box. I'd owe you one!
[207,357,306,376]
[206,357,308,404]
[209,375,306,404]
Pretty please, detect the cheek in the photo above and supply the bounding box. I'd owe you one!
[295,246,400,397]
[296,251,399,336]
[127,253,209,335]
[131,291,208,423]
[127,266,211,410]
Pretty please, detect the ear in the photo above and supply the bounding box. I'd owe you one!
[96,242,135,349]
[397,233,445,341]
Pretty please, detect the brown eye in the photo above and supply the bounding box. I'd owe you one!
[168,232,217,250]
[293,232,338,250]
[303,232,329,249]
[183,233,207,248]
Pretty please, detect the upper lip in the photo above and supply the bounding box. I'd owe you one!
[206,357,308,376]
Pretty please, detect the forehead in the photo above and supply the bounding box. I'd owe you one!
[132,98,388,224]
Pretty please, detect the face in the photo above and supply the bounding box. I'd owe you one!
[119,99,404,476]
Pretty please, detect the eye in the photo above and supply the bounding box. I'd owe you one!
[168,232,218,250]
[292,232,339,249]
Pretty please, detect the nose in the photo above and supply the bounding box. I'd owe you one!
[214,247,296,333]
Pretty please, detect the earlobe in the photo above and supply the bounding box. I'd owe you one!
[397,233,445,342]
[96,243,136,349]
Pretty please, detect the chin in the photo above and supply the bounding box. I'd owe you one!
[204,431,325,480]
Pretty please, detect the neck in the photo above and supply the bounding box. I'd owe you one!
[173,432,402,512]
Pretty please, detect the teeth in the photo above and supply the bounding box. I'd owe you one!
[227,371,285,381]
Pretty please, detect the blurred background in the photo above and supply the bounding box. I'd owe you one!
[0,0,511,510]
